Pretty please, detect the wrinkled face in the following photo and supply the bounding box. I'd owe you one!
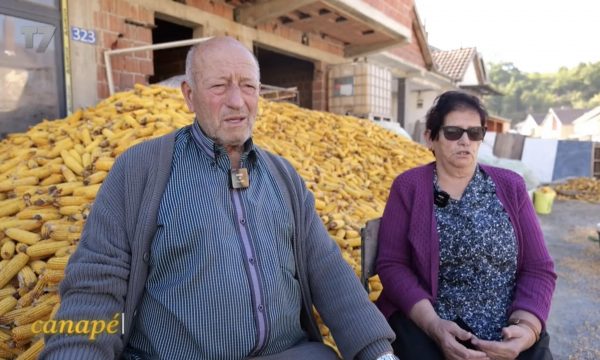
[426,109,483,170]
[182,43,260,149]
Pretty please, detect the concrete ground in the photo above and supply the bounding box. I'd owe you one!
[540,200,600,360]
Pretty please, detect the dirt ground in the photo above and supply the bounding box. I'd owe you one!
[539,199,600,360]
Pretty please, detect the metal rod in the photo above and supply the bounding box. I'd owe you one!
[104,37,212,95]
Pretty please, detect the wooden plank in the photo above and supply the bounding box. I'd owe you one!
[235,0,317,27]
[344,39,403,58]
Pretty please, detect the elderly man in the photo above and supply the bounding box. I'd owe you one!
[40,37,397,360]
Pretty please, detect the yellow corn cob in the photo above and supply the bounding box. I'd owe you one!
[0,296,17,317]
[15,337,43,360]
[11,323,37,343]
[16,207,61,221]
[84,170,108,185]
[48,301,61,320]
[14,302,54,326]
[54,245,77,258]
[80,127,93,146]
[347,237,361,248]
[0,199,21,218]
[35,293,59,307]
[84,138,102,153]
[43,269,65,284]
[15,243,28,255]
[0,253,29,288]
[60,164,78,182]
[47,256,70,271]
[73,183,101,199]
[69,148,83,165]
[4,228,41,245]
[52,181,84,195]
[17,276,47,308]
[82,152,92,169]
[46,138,73,159]
[22,166,52,180]
[49,229,81,242]
[0,285,17,299]
[28,260,46,275]
[58,205,84,216]
[0,326,11,342]
[26,241,70,258]
[0,306,28,325]
[60,150,84,176]
[40,173,64,186]
[1,240,15,260]
[345,230,360,239]
[0,341,23,358]
[54,196,87,207]
[17,265,37,290]
[94,157,115,171]
[25,193,55,207]
[0,176,39,192]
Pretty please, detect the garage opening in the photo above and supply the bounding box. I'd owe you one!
[150,18,194,84]
[255,47,314,109]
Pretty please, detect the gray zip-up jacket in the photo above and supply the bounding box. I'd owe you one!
[40,127,394,360]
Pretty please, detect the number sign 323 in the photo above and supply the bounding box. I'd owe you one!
[71,26,96,44]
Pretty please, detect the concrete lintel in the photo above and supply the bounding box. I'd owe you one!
[344,39,403,58]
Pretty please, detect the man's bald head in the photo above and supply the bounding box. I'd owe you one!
[184,36,260,88]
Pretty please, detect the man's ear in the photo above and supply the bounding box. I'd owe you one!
[181,80,194,112]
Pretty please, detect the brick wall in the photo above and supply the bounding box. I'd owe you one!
[313,61,327,111]
[95,0,154,99]
[388,7,427,69]
[362,0,413,30]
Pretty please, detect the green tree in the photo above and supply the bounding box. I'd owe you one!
[485,60,600,124]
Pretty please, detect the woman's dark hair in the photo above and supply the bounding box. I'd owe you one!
[425,91,488,140]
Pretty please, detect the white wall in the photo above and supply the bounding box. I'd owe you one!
[461,60,478,85]
[521,138,559,183]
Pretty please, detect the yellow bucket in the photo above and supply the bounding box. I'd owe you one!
[533,187,556,215]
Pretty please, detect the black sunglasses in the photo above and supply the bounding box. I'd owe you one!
[441,126,486,141]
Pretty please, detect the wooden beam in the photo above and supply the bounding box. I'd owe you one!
[235,0,317,27]
[344,39,404,58]
[126,0,347,65]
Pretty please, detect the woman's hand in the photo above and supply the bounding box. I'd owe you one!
[425,318,490,360]
[471,324,536,360]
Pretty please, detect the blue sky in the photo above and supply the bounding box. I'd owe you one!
[415,0,600,73]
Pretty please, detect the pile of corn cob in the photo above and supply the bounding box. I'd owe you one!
[0,84,433,357]
[553,177,600,203]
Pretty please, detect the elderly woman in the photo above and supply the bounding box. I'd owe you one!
[376,91,556,360]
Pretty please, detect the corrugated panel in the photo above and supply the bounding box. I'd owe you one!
[552,141,594,181]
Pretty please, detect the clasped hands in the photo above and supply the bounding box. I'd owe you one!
[425,317,537,360]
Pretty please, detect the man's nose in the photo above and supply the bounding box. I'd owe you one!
[225,84,244,108]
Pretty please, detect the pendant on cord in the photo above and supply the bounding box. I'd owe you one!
[230,168,249,189]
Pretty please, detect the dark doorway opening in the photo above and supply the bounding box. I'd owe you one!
[150,18,193,84]
[255,47,314,109]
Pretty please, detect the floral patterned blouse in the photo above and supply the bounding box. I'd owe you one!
[433,166,517,341]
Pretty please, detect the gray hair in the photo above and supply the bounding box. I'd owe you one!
[184,37,261,88]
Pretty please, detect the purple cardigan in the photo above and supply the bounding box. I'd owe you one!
[376,162,556,328]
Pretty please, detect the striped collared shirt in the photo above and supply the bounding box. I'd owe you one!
[127,122,306,359]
